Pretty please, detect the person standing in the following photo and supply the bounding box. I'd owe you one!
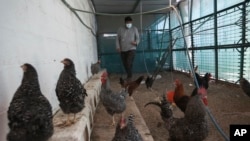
[116,16,140,81]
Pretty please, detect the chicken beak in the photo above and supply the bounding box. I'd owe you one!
[119,117,126,129]
[120,123,126,129]
[20,65,27,72]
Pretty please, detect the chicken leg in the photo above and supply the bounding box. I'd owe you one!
[71,114,76,123]
[56,114,72,127]
[111,115,116,126]
[130,96,134,101]
[65,114,72,126]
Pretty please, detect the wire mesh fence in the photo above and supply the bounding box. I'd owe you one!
[171,0,250,83]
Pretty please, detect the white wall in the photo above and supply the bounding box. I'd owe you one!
[0,0,97,140]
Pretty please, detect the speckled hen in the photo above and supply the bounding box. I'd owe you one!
[100,72,128,126]
[7,63,53,141]
[56,58,88,126]
[112,114,143,141]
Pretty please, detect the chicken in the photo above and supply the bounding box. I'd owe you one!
[174,79,208,112]
[188,65,198,78]
[191,72,212,96]
[145,88,209,141]
[145,76,154,90]
[169,88,209,141]
[7,64,53,141]
[166,90,175,104]
[100,72,128,126]
[112,114,143,141]
[91,60,101,75]
[144,94,174,129]
[239,77,250,97]
[56,58,88,126]
[119,75,144,100]
[173,79,190,112]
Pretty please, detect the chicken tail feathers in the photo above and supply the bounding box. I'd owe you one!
[145,76,154,89]
[135,76,144,84]
[119,77,125,87]
[144,101,161,108]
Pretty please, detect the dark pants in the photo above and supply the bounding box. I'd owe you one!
[121,50,135,79]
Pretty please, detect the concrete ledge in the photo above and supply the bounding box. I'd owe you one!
[50,107,92,141]
[49,70,105,141]
[50,69,154,141]
[91,94,154,141]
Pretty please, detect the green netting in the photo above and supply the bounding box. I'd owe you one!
[98,0,250,83]
[244,47,250,80]
[182,1,249,83]
[217,5,242,45]
[192,16,215,47]
[194,50,215,75]
[217,48,240,82]
[172,51,190,72]
[98,31,171,73]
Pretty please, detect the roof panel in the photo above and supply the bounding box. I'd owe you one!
[92,0,175,14]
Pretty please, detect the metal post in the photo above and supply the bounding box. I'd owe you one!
[189,0,194,68]
[147,30,151,50]
[240,0,246,79]
[169,12,174,70]
[214,0,219,81]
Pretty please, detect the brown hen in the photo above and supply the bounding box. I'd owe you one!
[119,76,144,100]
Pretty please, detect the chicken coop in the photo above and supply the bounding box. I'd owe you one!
[0,0,250,141]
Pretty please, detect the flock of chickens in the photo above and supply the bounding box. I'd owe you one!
[6,58,250,141]
[7,58,96,141]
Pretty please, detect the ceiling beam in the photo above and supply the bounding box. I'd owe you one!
[91,0,97,11]
[131,0,141,13]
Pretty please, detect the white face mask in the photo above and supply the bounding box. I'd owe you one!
[126,23,132,29]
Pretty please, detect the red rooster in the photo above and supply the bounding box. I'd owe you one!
[173,79,208,113]
[173,79,190,112]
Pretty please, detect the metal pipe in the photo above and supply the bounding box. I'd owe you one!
[159,15,168,57]
[61,0,96,36]
[214,0,219,82]
[189,0,195,68]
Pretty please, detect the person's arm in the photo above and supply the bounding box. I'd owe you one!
[134,27,140,45]
[116,28,121,52]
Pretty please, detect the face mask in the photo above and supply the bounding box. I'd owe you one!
[126,23,132,29]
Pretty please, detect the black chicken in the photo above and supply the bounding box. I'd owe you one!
[112,114,143,141]
[100,72,128,126]
[56,58,88,126]
[91,60,101,75]
[145,76,154,90]
[145,88,209,141]
[7,63,53,141]
[191,72,212,96]
[239,77,250,97]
